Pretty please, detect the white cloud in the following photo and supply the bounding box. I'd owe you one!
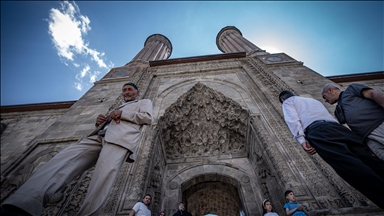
[80,64,90,78]
[86,48,107,68]
[75,65,100,83]
[80,15,91,33]
[74,82,83,91]
[89,70,101,83]
[108,61,115,69]
[47,0,113,92]
[48,4,85,60]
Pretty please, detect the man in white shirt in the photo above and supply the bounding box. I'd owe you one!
[1,83,153,216]
[129,194,152,216]
[279,90,384,210]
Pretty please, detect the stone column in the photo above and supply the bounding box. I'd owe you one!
[216,26,262,54]
[131,34,172,62]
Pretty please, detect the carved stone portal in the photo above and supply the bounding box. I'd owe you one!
[159,82,249,160]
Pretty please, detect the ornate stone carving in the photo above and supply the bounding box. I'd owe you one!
[150,165,161,188]
[240,175,249,183]
[145,143,165,216]
[159,82,248,159]
[101,158,134,215]
[310,156,361,207]
[169,181,178,190]
[63,167,95,215]
[49,191,64,204]
[42,175,81,216]
[122,126,157,211]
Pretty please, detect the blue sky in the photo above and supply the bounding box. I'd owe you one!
[1,1,383,106]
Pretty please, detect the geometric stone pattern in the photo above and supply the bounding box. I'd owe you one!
[117,126,157,214]
[43,167,93,216]
[142,132,166,216]
[246,121,287,213]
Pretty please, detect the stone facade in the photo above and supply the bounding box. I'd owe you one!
[1,26,384,216]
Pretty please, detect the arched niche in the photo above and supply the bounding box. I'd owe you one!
[158,82,250,161]
[164,164,261,216]
[153,79,260,121]
[182,173,243,216]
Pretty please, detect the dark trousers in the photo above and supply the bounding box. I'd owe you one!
[305,121,384,209]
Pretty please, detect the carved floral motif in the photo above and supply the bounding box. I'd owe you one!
[159,82,249,159]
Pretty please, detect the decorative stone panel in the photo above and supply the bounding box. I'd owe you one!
[1,138,79,203]
[159,82,249,160]
[1,110,67,171]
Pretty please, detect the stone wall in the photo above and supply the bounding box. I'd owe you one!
[1,109,67,172]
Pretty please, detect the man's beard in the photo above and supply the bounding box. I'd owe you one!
[124,96,135,102]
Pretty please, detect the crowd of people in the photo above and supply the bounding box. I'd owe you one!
[0,81,383,216]
[262,190,309,216]
[117,194,192,216]
[263,82,384,215]
[279,83,384,210]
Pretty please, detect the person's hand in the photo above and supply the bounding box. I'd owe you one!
[110,110,122,123]
[96,114,108,126]
[302,142,317,155]
[297,205,304,210]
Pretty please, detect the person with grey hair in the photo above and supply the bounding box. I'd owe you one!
[1,82,153,216]
[321,83,384,160]
[279,90,384,209]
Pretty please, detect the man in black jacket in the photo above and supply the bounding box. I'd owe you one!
[321,83,384,160]
[172,202,192,216]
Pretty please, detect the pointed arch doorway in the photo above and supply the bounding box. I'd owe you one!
[181,174,244,216]
[158,82,260,215]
